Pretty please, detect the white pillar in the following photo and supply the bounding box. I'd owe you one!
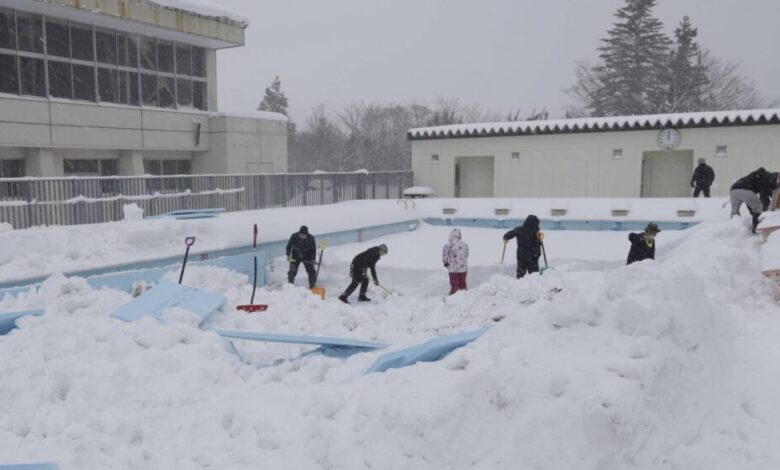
[119,150,144,175]
[26,148,57,177]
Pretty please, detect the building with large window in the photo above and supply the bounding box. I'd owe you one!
[0,0,287,178]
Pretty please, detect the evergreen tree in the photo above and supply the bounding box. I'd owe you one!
[257,76,289,115]
[665,16,709,112]
[592,0,671,115]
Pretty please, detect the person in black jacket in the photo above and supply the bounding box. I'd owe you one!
[627,222,660,265]
[286,225,317,288]
[503,215,542,278]
[339,244,388,303]
[730,167,780,233]
[690,158,715,198]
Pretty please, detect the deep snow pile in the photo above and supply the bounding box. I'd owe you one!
[2,219,780,469]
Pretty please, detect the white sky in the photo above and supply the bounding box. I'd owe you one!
[215,0,780,123]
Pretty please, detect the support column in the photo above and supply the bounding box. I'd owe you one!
[119,150,144,175]
[25,148,57,177]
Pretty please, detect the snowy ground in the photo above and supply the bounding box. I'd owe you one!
[3,203,780,469]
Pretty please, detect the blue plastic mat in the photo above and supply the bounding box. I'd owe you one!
[366,325,493,374]
[0,309,45,335]
[111,280,225,326]
[216,330,388,350]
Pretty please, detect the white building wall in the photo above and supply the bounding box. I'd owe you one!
[412,124,780,198]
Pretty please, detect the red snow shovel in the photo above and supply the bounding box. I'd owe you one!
[237,224,268,313]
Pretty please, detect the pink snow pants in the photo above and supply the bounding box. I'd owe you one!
[449,272,467,295]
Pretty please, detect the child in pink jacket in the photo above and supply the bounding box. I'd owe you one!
[442,228,469,295]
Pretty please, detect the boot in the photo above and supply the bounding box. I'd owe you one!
[338,295,349,304]
[358,295,371,302]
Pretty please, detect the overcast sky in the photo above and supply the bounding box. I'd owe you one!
[216,0,780,124]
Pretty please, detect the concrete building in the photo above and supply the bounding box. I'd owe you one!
[0,0,287,178]
[409,109,780,198]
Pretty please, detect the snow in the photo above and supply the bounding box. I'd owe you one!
[2,207,780,468]
[408,108,780,140]
[403,186,434,196]
[211,110,289,122]
[140,0,249,27]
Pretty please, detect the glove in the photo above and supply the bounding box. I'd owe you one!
[443,262,450,268]
[503,239,509,245]
[287,257,294,263]
[373,279,380,286]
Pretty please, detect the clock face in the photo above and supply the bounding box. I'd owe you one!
[657,128,681,150]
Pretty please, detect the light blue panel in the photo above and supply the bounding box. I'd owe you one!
[87,266,172,293]
[425,218,698,232]
[361,220,419,240]
[111,280,225,326]
[216,330,388,350]
[366,325,493,374]
[0,309,45,335]
[0,465,58,470]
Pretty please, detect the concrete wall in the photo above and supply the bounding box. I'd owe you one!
[206,115,288,174]
[411,124,780,198]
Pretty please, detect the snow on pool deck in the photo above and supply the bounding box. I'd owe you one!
[3,211,780,468]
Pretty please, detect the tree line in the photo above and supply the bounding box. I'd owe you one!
[257,0,776,172]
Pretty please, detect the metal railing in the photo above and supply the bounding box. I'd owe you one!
[0,171,414,229]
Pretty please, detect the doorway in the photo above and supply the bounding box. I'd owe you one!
[640,150,694,197]
[455,156,494,198]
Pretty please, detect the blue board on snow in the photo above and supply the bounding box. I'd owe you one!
[147,208,225,220]
[0,465,58,470]
[0,309,45,335]
[366,325,493,374]
[216,330,388,351]
[111,280,225,326]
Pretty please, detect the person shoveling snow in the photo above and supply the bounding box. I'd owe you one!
[338,244,388,304]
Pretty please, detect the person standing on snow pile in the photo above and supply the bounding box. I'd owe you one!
[729,167,780,233]
[339,244,388,304]
[442,228,469,295]
[286,225,317,288]
[691,157,715,198]
[627,222,660,265]
[503,215,542,279]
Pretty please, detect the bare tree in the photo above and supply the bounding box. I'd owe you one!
[700,51,775,110]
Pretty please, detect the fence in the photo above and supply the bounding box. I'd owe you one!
[0,171,414,229]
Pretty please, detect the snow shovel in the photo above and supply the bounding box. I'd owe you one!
[178,236,195,284]
[237,224,268,313]
[368,272,402,298]
[538,233,551,274]
[311,241,329,300]
[500,239,508,264]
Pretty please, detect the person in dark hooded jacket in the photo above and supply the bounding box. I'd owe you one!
[690,158,715,198]
[730,167,780,233]
[338,244,388,303]
[286,225,317,288]
[627,222,660,265]
[503,215,542,278]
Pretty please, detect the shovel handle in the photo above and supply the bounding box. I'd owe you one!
[252,224,258,248]
[185,236,195,247]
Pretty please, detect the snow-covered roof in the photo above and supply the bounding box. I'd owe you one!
[210,111,288,122]
[142,0,249,27]
[408,108,780,141]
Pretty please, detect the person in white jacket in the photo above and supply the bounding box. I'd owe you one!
[442,228,469,295]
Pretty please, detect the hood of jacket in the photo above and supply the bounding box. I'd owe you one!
[522,215,540,232]
[449,228,462,242]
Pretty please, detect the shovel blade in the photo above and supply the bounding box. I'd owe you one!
[311,287,326,300]
[237,304,268,313]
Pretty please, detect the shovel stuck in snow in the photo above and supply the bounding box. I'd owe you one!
[310,241,329,300]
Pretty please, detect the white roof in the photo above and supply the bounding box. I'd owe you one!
[210,110,288,122]
[408,108,780,140]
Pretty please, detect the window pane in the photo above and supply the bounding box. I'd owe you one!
[100,159,119,176]
[193,81,207,110]
[128,71,139,105]
[64,159,99,174]
[143,160,162,175]
[176,78,191,107]
[0,54,18,94]
[0,8,17,50]
[175,44,191,76]
[48,61,72,98]
[178,160,192,175]
[158,76,174,108]
[96,29,116,65]
[192,47,206,77]
[45,18,69,58]
[73,64,95,101]
[139,37,155,70]
[162,160,178,175]
[98,67,118,103]
[141,73,157,106]
[157,40,173,73]
[117,33,137,67]
[16,12,43,53]
[0,159,25,178]
[70,23,93,61]
[20,57,45,97]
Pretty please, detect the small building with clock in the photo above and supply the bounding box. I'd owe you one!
[408,108,780,198]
